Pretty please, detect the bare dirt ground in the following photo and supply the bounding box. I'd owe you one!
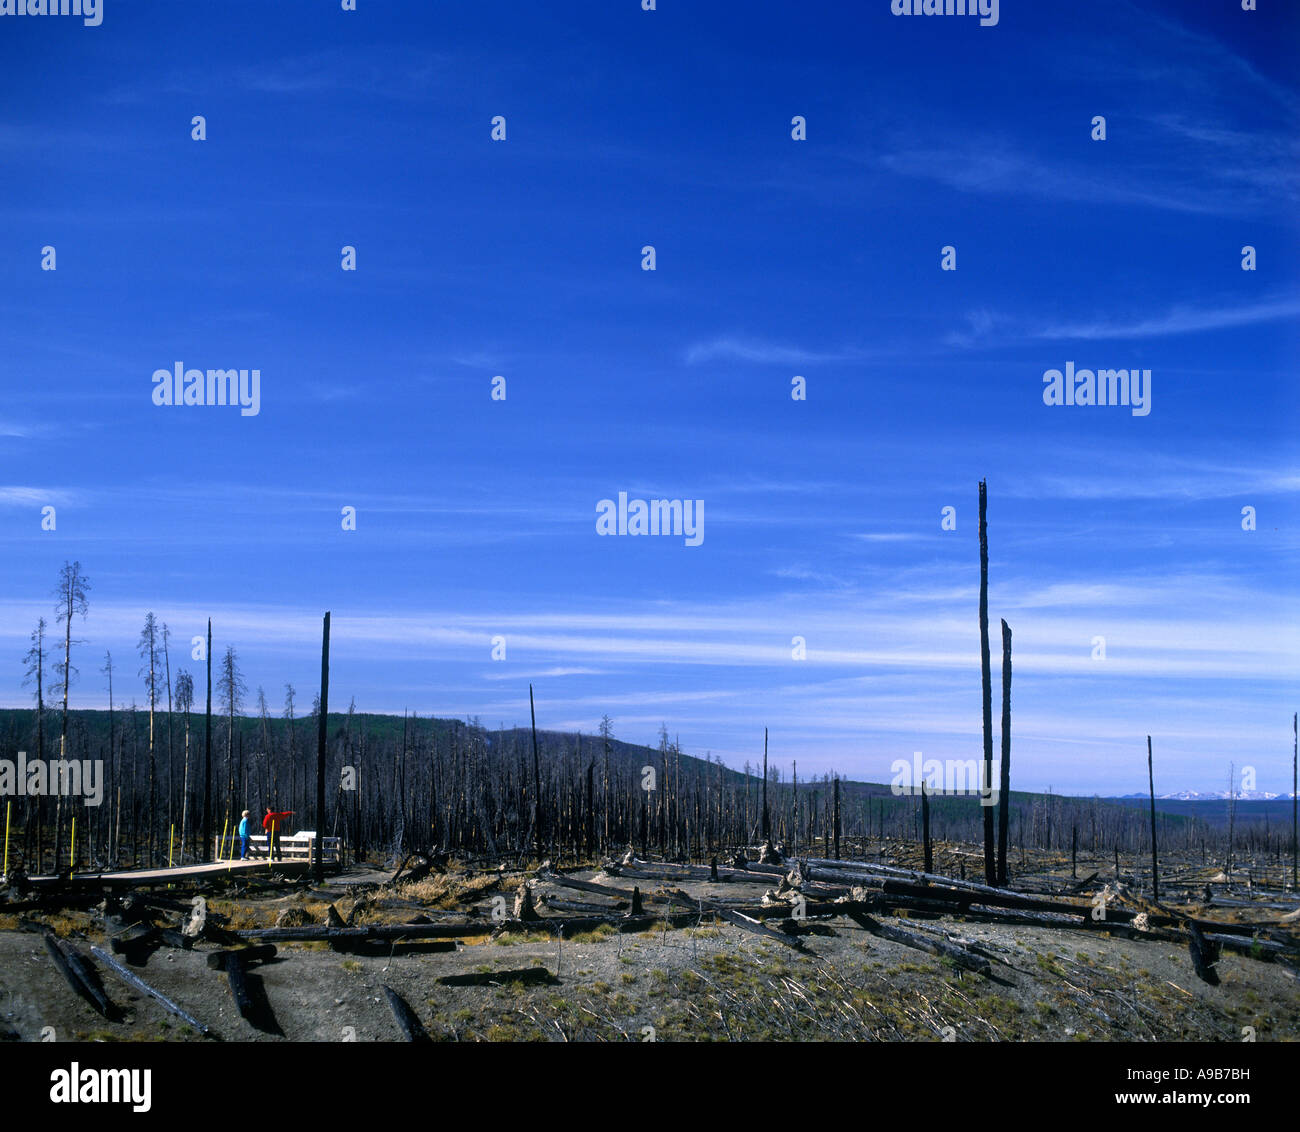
[3,847,1297,1042]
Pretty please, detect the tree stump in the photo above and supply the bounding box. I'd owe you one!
[513,881,540,922]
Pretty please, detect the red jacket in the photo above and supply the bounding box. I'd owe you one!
[262,810,293,832]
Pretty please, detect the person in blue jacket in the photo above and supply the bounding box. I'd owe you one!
[238,810,252,860]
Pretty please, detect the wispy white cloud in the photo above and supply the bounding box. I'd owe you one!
[684,337,876,366]
[483,666,602,681]
[1031,295,1300,342]
[0,486,75,507]
[944,294,1300,348]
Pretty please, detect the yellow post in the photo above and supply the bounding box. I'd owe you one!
[219,818,229,862]
[169,823,175,868]
[3,801,11,877]
[70,817,75,873]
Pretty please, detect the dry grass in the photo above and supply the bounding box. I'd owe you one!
[399,871,504,909]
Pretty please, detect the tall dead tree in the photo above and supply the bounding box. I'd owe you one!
[53,562,90,872]
[997,618,1012,885]
[1147,735,1159,903]
[762,728,770,841]
[161,623,175,853]
[529,685,542,857]
[203,619,212,861]
[176,671,194,859]
[1293,712,1297,890]
[600,714,612,854]
[921,781,932,874]
[138,612,160,866]
[101,650,113,862]
[833,775,841,860]
[217,646,245,833]
[315,612,330,883]
[978,481,995,885]
[22,620,49,872]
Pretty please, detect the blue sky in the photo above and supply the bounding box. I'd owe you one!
[1,0,1296,795]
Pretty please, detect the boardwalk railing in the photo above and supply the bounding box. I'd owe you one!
[215,831,341,864]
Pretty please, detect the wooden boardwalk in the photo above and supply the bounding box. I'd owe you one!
[28,857,337,889]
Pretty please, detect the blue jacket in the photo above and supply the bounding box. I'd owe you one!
[238,817,250,837]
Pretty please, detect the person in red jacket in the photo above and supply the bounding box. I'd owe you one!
[263,807,293,860]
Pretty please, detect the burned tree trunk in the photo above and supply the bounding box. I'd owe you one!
[1147,735,1159,903]
[921,782,932,875]
[979,480,995,886]
[997,618,1012,885]
[762,728,770,842]
[382,984,431,1043]
[529,685,542,857]
[315,612,330,884]
[833,775,841,861]
[204,619,213,862]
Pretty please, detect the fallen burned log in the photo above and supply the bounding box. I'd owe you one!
[877,878,1116,922]
[89,945,214,1037]
[0,892,102,915]
[661,888,804,950]
[437,967,556,987]
[493,911,705,938]
[541,897,630,915]
[840,907,993,976]
[43,934,119,1020]
[206,945,278,970]
[218,951,285,1034]
[1187,921,1221,986]
[1204,932,1299,962]
[60,940,121,1020]
[614,859,782,884]
[236,922,483,943]
[223,953,257,1019]
[539,870,670,904]
[806,859,1073,901]
[109,922,161,957]
[382,985,432,1042]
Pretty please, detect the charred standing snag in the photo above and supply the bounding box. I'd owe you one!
[921,782,932,875]
[529,684,543,857]
[978,481,995,886]
[203,618,213,863]
[997,619,1012,885]
[1147,735,1159,903]
[833,775,841,860]
[762,727,770,842]
[314,612,330,884]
